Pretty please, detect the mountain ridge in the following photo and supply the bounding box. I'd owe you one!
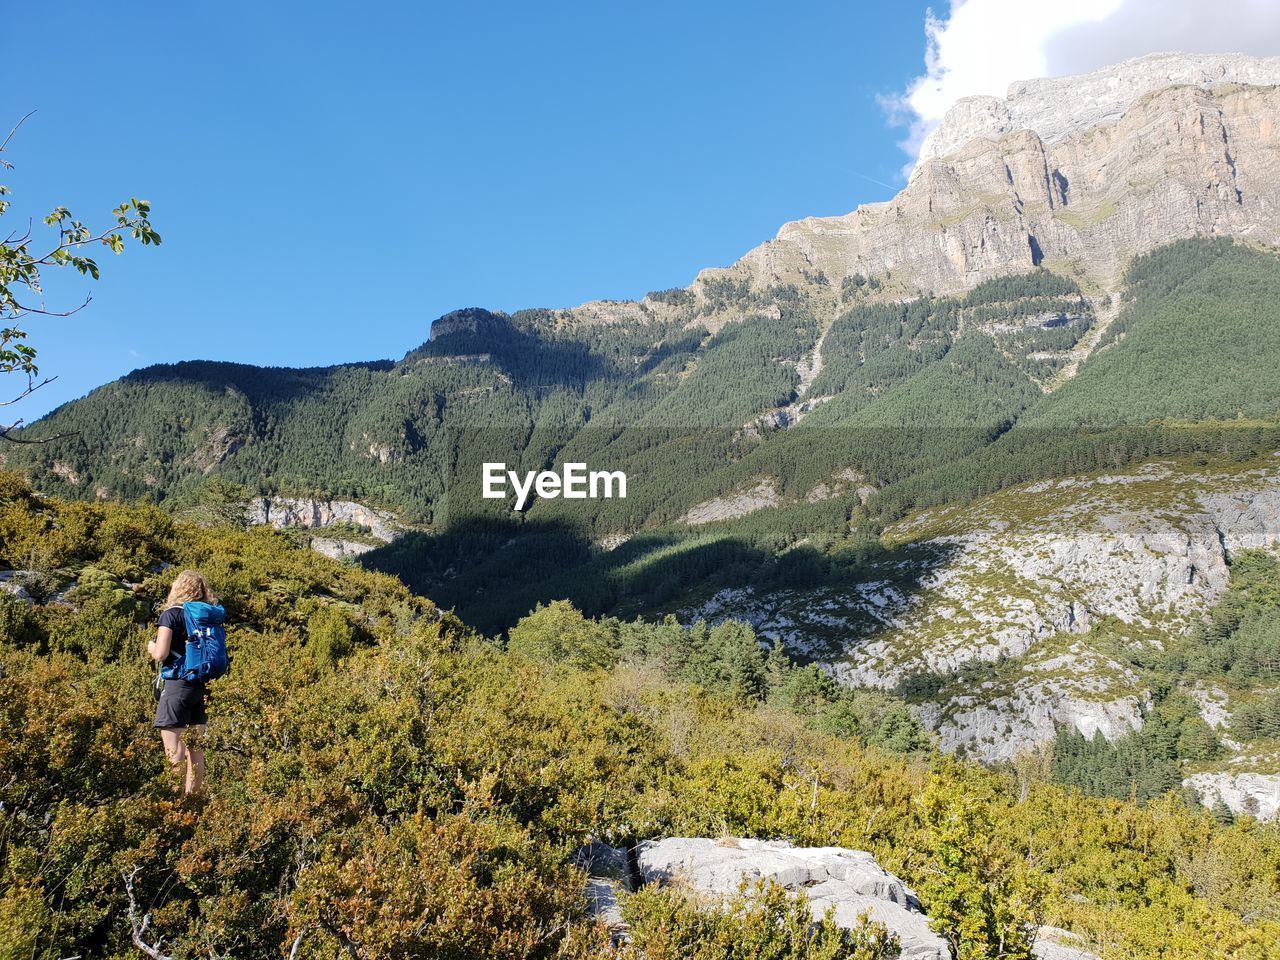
[916,51,1280,165]
[408,55,1280,349]
[707,75,1280,301]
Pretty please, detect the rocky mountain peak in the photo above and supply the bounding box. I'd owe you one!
[427,306,503,341]
[916,52,1280,170]
[694,52,1280,301]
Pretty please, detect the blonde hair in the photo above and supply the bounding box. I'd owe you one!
[164,570,212,610]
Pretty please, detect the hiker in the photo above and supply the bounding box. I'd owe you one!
[148,570,225,794]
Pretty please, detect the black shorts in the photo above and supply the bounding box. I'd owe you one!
[154,680,208,729]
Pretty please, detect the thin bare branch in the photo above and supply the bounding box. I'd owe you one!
[122,867,174,960]
[0,418,78,444]
[0,110,36,167]
[2,219,34,246]
[0,374,56,407]
[6,293,93,319]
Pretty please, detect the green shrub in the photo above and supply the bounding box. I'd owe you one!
[306,603,356,666]
[507,599,618,670]
[620,878,899,960]
[0,592,44,650]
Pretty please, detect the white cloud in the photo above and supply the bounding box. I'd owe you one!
[893,0,1280,174]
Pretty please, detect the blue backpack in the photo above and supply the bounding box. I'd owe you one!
[161,601,230,682]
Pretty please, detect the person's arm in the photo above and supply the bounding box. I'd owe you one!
[148,626,173,662]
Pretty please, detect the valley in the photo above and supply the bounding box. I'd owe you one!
[4,54,1280,824]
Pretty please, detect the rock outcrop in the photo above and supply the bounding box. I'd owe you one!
[245,496,402,556]
[686,459,1280,770]
[579,837,1098,960]
[0,571,34,606]
[916,663,1148,765]
[1185,772,1280,821]
[1034,926,1104,960]
[572,841,633,932]
[591,837,949,959]
[428,307,497,341]
[247,496,400,541]
[308,537,379,559]
[680,480,781,525]
[190,426,245,474]
[697,54,1280,299]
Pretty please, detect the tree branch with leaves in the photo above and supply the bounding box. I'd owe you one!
[0,111,160,441]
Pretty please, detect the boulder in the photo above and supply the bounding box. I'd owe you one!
[571,841,632,888]
[633,838,948,960]
[573,843,632,939]
[1184,772,1280,822]
[0,570,35,606]
[0,580,33,606]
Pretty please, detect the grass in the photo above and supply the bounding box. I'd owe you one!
[1054,199,1120,230]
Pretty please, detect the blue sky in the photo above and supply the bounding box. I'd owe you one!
[5,1,931,419]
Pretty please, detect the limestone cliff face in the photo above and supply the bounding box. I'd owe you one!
[917,53,1280,166]
[427,307,495,341]
[1184,771,1280,820]
[698,55,1280,298]
[246,496,400,541]
[684,458,1280,776]
[245,496,402,557]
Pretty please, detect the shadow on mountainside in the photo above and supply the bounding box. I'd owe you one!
[362,512,958,648]
[123,359,397,402]
[403,314,616,391]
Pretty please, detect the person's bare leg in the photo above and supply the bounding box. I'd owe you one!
[184,725,206,795]
[160,728,187,791]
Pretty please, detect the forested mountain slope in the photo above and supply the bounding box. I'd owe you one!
[10,238,1276,621]
[9,239,1278,509]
